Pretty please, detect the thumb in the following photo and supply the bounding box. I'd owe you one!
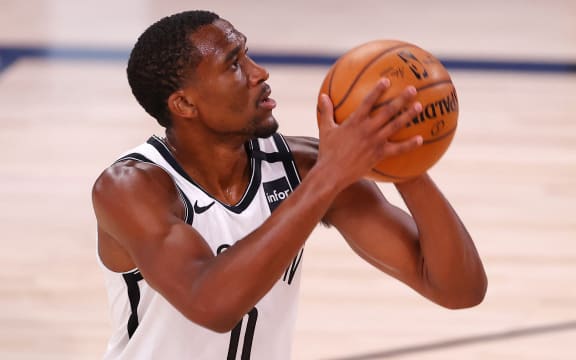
[317,93,336,132]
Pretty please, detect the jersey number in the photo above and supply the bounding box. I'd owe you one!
[227,307,258,359]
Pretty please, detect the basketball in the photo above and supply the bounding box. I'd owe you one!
[317,39,459,182]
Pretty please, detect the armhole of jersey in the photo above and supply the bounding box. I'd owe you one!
[271,133,302,190]
[122,269,144,339]
[175,186,194,225]
[116,153,193,225]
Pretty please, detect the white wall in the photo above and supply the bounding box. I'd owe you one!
[1,0,575,60]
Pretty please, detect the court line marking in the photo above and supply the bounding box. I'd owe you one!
[324,320,576,360]
[1,46,575,75]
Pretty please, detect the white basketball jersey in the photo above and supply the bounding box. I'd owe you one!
[99,133,304,360]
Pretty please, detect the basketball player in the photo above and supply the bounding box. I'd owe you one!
[91,10,487,360]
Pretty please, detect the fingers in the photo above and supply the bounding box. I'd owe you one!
[317,94,336,133]
[374,84,418,123]
[376,98,424,157]
[351,78,391,123]
[319,80,424,156]
[379,99,422,139]
[367,85,424,157]
[382,133,424,158]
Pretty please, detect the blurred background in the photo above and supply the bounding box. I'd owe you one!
[1,0,575,359]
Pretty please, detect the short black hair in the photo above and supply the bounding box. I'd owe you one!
[126,10,220,128]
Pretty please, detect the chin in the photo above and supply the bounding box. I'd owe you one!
[253,118,279,139]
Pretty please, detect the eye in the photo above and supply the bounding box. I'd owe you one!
[229,47,248,71]
[230,59,240,71]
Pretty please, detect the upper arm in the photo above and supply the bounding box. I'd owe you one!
[286,135,426,292]
[92,162,215,317]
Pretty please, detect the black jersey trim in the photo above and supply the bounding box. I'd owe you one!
[147,136,262,214]
[271,133,302,191]
[115,152,193,225]
[115,152,153,164]
[176,187,194,225]
[122,270,144,339]
[250,148,290,163]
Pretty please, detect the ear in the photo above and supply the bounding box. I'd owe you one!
[167,90,197,119]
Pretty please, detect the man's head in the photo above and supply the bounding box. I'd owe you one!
[127,10,219,127]
[127,10,278,139]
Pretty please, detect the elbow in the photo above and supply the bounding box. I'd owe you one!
[467,270,489,307]
[202,320,239,334]
[442,291,485,310]
[192,318,239,334]
[181,303,245,334]
[185,311,242,334]
[439,274,488,310]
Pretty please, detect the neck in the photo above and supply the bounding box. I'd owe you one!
[164,129,252,205]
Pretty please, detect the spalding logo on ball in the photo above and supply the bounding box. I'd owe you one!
[318,40,458,182]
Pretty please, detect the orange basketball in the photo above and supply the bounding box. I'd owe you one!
[318,39,459,182]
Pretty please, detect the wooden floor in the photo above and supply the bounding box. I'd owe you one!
[1,1,575,359]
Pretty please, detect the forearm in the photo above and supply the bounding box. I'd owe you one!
[191,164,340,329]
[395,174,487,306]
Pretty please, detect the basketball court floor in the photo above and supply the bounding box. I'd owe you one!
[1,1,575,359]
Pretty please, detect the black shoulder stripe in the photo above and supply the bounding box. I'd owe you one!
[115,152,154,164]
[271,133,301,190]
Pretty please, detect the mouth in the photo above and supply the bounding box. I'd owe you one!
[258,84,277,110]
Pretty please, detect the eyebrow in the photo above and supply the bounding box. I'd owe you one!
[224,46,242,64]
[223,34,248,64]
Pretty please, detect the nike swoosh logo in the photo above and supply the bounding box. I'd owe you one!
[193,200,215,214]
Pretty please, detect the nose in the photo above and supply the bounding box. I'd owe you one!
[247,57,269,86]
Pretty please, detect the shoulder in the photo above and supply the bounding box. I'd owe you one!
[92,160,180,212]
[93,160,173,193]
[283,135,319,179]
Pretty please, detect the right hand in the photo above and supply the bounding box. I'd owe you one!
[316,78,424,189]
